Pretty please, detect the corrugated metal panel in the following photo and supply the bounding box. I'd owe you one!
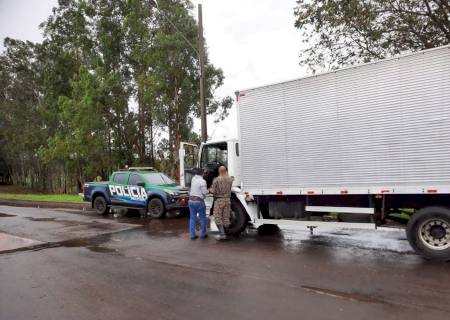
[238,46,450,193]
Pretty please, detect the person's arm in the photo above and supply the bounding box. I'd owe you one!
[200,179,208,198]
[209,178,217,195]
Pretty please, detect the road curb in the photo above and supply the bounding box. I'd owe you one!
[0,198,91,211]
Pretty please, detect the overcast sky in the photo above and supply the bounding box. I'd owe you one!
[0,0,307,140]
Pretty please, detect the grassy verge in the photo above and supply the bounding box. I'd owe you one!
[0,193,83,203]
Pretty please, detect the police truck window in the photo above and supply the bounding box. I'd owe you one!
[113,173,126,184]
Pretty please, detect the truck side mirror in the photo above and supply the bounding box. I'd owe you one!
[137,181,145,187]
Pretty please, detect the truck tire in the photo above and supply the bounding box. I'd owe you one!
[226,198,248,237]
[93,196,109,215]
[147,198,165,219]
[406,206,450,261]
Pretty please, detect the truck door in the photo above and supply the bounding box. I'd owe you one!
[179,142,199,187]
[200,142,228,188]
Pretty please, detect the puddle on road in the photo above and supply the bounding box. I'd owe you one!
[26,217,56,222]
[302,285,386,304]
[0,213,16,217]
[1,232,122,255]
[24,216,120,230]
[57,235,119,254]
[329,232,351,236]
[86,246,117,253]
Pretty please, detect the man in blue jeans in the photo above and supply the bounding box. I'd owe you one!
[188,168,208,239]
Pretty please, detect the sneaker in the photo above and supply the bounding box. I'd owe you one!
[190,235,198,240]
[200,234,208,239]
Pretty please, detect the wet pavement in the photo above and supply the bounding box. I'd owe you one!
[0,205,449,320]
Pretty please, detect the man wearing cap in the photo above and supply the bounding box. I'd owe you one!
[188,168,208,239]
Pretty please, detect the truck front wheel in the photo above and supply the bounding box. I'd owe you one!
[226,198,248,237]
[93,196,109,215]
[406,206,450,261]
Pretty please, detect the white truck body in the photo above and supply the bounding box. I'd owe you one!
[237,45,450,196]
[180,45,450,259]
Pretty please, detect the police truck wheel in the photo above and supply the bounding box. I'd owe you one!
[147,198,165,219]
[406,206,450,261]
[226,198,248,237]
[93,196,109,215]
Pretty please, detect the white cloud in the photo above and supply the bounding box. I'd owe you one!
[0,0,58,50]
[0,0,308,141]
[191,0,308,140]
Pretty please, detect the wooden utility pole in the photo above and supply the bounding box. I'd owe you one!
[198,4,207,142]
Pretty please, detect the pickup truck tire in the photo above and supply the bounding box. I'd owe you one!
[147,198,165,219]
[93,196,109,215]
[226,198,248,237]
[406,206,450,261]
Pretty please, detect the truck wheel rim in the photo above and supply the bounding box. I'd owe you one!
[149,202,162,215]
[96,200,104,211]
[418,219,450,250]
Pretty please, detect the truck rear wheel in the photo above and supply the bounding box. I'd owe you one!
[226,198,248,237]
[406,206,450,261]
[93,196,109,215]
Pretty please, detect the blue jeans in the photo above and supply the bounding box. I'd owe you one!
[189,200,207,238]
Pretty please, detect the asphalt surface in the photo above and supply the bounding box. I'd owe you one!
[0,205,449,320]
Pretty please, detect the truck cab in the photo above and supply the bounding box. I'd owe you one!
[179,139,241,189]
[179,139,250,236]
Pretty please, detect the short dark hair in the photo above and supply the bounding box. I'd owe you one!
[193,167,203,175]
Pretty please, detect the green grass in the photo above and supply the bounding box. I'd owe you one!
[0,193,84,203]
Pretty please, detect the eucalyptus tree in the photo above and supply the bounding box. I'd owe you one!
[0,0,231,192]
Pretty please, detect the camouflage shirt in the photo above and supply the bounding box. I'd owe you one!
[209,175,234,198]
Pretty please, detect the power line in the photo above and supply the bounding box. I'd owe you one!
[149,0,207,142]
[149,0,200,56]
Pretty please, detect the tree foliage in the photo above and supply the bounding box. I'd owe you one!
[0,0,231,192]
[294,0,450,71]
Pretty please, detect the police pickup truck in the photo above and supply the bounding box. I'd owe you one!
[83,167,189,218]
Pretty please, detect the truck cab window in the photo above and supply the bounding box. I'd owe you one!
[183,144,197,169]
[200,143,228,188]
[200,143,228,168]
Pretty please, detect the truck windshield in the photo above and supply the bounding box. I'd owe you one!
[143,173,176,185]
[200,143,228,168]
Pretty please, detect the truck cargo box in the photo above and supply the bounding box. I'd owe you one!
[237,46,450,195]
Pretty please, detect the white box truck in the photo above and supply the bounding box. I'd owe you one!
[179,45,450,260]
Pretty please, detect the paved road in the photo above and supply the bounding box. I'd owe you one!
[0,205,449,320]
